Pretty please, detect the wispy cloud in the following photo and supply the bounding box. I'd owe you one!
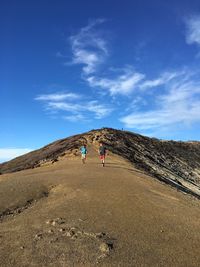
[35,93,81,101]
[0,148,32,163]
[120,71,200,131]
[47,100,113,119]
[63,114,87,122]
[87,67,145,95]
[69,19,108,75]
[139,71,182,90]
[185,15,200,46]
[36,92,113,121]
[68,21,146,96]
[86,100,113,119]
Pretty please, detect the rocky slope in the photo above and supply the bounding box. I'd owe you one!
[1,128,200,198]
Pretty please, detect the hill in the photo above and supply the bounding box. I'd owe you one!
[1,128,200,198]
[1,129,200,266]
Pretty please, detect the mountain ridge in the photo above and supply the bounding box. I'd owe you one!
[1,128,200,198]
[1,128,200,266]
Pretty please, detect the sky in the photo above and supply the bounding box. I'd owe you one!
[1,0,200,162]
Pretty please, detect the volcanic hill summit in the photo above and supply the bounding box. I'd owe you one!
[1,128,200,198]
[1,128,200,266]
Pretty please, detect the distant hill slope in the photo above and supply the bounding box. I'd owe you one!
[1,128,200,198]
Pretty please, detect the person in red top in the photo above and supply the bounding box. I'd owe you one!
[98,142,107,167]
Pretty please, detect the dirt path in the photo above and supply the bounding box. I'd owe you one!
[1,150,200,266]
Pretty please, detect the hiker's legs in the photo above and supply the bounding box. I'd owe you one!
[102,155,105,166]
[100,155,105,166]
[81,154,86,164]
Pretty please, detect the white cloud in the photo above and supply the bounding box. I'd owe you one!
[63,114,86,122]
[86,100,113,119]
[47,101,81,113]
[185,15,200,46]
[47,100,113,120]
[69,19,108,75]
[87,68,145,95]
[35,88,113,121]
[35,93,81,101]
[120,72,200,130]
[139,71,182,90]
[68,21,146,96]
[0,148,32,163]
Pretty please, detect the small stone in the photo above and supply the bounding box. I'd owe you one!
[20,246,25,250]
[70,230,76,236]
[77,230,83,235]
[66,231,72,237]
[66,229,75,237]
[106,241,114,250]
[52,221,56,226]
[34,233,43,240]
[48,229,53,234]
[99,243,110,254]
[46,220,53,225]
[96,232,106,238]
[59,228,65,232]
[55,217,65,224]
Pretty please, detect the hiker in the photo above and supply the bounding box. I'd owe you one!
[98,142,107,167]
[80,144,87,164]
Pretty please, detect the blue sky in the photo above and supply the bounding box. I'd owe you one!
[1,0,200,162]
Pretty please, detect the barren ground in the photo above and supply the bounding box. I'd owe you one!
[1,146,200,266]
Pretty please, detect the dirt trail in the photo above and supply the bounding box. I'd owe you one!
[1,149,200,266]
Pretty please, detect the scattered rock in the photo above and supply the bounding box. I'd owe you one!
[66,231,72,237]
[52,158,58,164]
[106,240,114,250]
[99,243,110,254]
[95,232,106,238]
[69,230,76,236]
[55,217,65,224]
[46,219,53,225]
[34,233,43,240]
[77,230,84,235]
[50,218,64,226]
[52,221,56,226]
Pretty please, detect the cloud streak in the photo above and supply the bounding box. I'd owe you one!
[185,15,200,46]
[35,93,81,101]
[87,68,145,95]
[47,100,113,119]
[139,71,182,90]
[69,19,108,75]
[68,21,147,96]
[36,92,113,121]
[120,71,200,131]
